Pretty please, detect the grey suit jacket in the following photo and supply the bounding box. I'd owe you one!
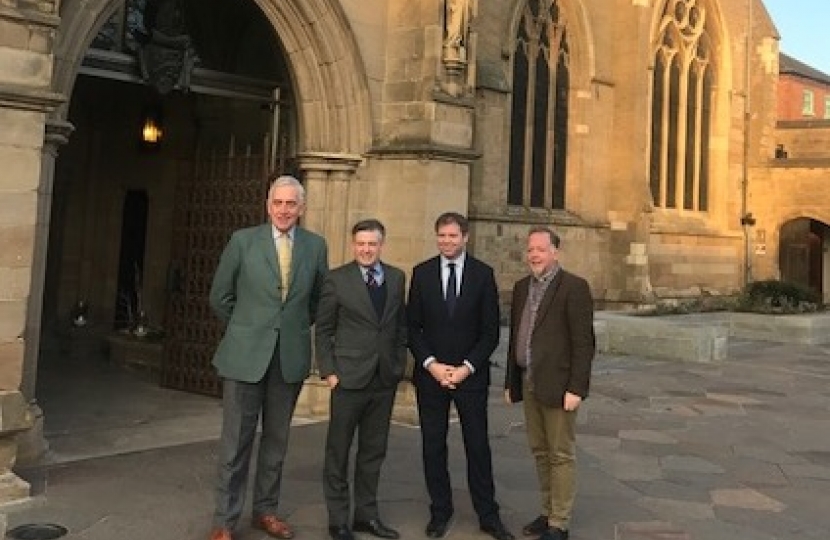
[209,223,328,384]
[315,261,408,389]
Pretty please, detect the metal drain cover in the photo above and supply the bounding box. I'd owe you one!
[7,523,68,540]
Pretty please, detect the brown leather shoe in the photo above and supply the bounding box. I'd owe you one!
[209,528,233,540]
[252,514,295,539]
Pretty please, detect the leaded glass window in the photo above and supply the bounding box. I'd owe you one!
[649,0,713,211]
[508,0,569,209]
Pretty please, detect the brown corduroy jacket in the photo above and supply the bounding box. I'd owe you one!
[505,268,595,407]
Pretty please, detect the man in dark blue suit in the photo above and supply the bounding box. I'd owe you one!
[407,212,514,540]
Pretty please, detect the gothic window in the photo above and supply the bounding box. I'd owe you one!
[649,0,713,211]
[508,0,569,209]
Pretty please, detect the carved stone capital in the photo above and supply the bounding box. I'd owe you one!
[44,118,75,149]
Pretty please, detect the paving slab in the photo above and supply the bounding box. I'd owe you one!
[3,335,830,540]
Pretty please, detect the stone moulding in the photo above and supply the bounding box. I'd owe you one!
[0,4,60,28]
[0,84,65,113]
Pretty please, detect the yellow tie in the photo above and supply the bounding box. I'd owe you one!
[278,234,292,300]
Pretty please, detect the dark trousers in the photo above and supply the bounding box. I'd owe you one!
[416,385,499,526]
[213,351,303,529]
[324,375,396,525]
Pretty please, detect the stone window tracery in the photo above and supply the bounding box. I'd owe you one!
[508,0,569,210]
[649,0,713,211]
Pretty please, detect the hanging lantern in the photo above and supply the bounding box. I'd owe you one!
[141,116,162,145]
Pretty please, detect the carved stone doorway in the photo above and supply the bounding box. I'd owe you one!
[779,218,829,299]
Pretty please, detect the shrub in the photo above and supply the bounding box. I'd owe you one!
[735,279,823,314]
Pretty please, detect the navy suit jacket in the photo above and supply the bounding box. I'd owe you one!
[407,254,500,392]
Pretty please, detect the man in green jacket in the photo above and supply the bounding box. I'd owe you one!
[208,175,328,540]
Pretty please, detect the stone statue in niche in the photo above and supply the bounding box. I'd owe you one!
[443,0,470,63]
[137,0,198,94]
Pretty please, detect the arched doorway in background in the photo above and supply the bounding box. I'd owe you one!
[779,217,830,301]
[35,0,297,462]
[18,0,371,465]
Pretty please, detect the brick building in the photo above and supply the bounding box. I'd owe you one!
[777,53,830,121]
[1,0,821,509]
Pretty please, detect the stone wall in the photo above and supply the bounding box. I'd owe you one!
[468,0,778,302]
[749,161,830,283]
[0,0,62,504]
[775,121,830,159]
[0,391,32,506]
[647,230,744,297]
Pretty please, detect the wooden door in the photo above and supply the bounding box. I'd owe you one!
[161,139,269,395]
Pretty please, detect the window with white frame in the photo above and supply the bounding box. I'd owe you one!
[824,95,830,119]
[802,89,815,116]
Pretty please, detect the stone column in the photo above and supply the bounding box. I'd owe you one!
[297,152,362,266]
[16,119,74,467]
[292,153,360,417]
[0,0,64,509]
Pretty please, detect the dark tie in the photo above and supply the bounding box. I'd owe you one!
[446,262,458,316]
[366,267,384,318]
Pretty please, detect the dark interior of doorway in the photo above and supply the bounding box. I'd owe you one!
[114,189,148,330]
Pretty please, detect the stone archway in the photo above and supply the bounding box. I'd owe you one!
[53,0,372,156]
[48,0,370,286]
[10,0,373,472]
[44,0,374,338]
[779,217,830,301]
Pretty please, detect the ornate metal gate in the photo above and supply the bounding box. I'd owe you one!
[161,139,270,395]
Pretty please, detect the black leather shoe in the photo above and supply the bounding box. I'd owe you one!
[329,525,355,540]
[425,518,450,538]
[522,515,549,536]
[353,519,400,539]
[539,527,569,540]
[480,520,515,540]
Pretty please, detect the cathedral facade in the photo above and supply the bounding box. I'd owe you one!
[0,0,799,506]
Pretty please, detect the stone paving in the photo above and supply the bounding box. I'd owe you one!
[4,338,830,539]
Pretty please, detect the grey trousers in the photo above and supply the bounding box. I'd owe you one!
[323,376,395,526]
[213,354,302,529]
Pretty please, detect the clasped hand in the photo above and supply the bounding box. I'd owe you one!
[428,361,470,389]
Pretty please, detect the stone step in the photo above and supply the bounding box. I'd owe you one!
[0,472,30,507]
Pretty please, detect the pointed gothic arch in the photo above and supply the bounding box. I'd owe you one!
[647,0,730,213]
[52,0,372,156]
[502,0,594,212]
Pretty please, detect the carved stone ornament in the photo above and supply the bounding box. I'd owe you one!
[137,0,197,94]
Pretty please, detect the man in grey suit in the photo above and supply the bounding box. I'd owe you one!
[208,175,329,540]
[315,219,407,540]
